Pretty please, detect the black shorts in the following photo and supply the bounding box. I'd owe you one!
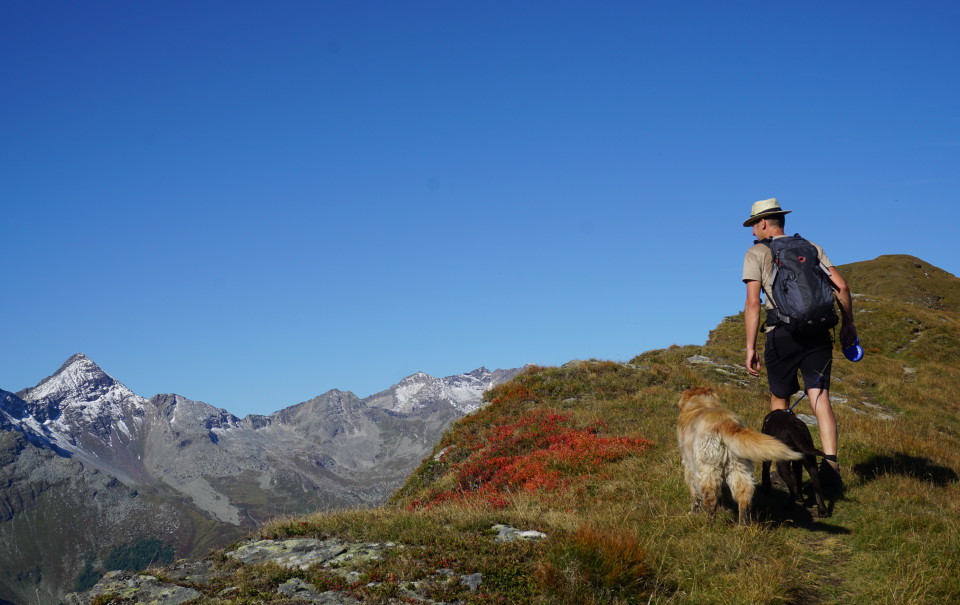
[764,327,833,398]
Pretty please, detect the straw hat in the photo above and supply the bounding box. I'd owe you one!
[743,198,791,227]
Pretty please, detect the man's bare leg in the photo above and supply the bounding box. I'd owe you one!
[807,388,837,456]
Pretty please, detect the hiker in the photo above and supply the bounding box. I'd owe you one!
[741,198,857,488]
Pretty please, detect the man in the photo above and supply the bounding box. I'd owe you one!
[742,198,857,489]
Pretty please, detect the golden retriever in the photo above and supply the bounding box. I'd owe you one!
[678,387,802,523]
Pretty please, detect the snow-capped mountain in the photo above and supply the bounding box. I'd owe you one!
[0,354,521,605]
[11,354,149,481]
[365,366,521,414]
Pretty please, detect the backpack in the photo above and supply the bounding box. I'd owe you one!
[759,234,838,334]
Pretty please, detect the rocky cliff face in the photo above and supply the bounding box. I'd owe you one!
[0,356,521,605]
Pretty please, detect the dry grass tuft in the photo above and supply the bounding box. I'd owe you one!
[538,524,652,604]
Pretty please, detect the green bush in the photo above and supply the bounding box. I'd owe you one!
[103,539,175,572]
[73,561,103,593]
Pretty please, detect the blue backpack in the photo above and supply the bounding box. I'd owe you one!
[759,235,839,334]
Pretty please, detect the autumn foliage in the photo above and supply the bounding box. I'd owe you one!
[409,407,651,509]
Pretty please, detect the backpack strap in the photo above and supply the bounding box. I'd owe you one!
[755,236,784,320]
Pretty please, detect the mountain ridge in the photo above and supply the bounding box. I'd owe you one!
[11,352,509,421]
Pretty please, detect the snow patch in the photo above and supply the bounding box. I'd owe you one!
[384,368,498,414]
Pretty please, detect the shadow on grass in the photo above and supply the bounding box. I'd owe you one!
[853,452,958,487]
[754,486,851,534]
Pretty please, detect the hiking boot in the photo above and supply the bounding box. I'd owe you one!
[818,459,844,497]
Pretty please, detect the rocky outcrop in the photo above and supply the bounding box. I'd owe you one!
[65,525,546,604]
[63,571,202,605]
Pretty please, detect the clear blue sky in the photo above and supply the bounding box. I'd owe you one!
[3,1,958,417]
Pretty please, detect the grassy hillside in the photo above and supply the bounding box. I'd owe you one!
[101,255,960,603]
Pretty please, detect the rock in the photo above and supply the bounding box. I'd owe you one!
[685,355,750,385]
[67,536,474,604]
[163,559,229,584]
[62,570,201,605]
[491,524,547,542]
[227,538,348,569]
[226,537,399,570]
[277,578,361,604]
[460,572,483,591]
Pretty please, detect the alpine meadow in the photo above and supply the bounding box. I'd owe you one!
[55,254,960,603]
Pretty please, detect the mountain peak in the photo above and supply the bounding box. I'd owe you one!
[843,254,960,311]
[398,371,432,384]
[19,353,116,404]
[53,353,105,377]
[57,353,104,377]
[365,367,522,415]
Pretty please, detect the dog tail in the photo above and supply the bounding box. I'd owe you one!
[720,423,804,462]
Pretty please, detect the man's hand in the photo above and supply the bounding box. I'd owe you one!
[746,348,761,377]
[840,323,858,349]
[744,280,763,377]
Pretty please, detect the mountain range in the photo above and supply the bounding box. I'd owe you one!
[0,355,521,605]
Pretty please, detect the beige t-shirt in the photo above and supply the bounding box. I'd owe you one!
[742,235,833,311]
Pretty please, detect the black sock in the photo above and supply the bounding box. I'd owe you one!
[824,454,838,463]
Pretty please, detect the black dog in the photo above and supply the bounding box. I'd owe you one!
[760,409,829,518]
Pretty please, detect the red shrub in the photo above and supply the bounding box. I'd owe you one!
[409,409,651,509]
[489,383,535,406]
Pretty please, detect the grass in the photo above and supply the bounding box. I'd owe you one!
[170,255,960,603]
